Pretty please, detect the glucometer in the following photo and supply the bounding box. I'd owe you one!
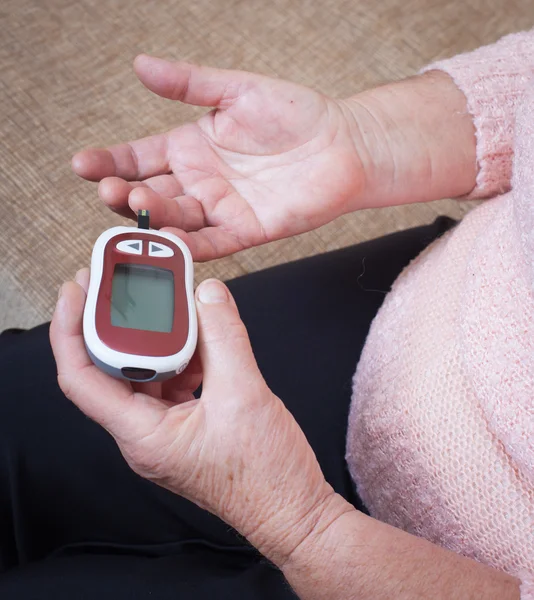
[83,210,197,382]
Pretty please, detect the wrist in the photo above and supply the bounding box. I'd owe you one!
[339,70,477,208]
[249,486,356,569]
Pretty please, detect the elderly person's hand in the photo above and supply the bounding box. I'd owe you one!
[49,269,347,566]
[71,56,476,262]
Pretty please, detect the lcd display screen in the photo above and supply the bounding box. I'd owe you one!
[110,264,174,333]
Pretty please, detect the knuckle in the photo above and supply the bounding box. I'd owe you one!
[203,314,248,345]
[222,320,249,345]
[171,65,192,102]
[120,424,182,484]
[56,364,92,403]
[123,444,168,481]
[57,372,74,401]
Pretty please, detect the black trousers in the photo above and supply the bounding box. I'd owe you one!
[0,218,454,599]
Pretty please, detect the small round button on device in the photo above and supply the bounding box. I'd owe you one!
[149,241,174,257]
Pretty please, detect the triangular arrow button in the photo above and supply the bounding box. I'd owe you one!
[149,241,174,257]
[116,239,143,255]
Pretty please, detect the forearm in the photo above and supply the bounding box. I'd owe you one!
[343,70,477,208]
[263,494,520,600]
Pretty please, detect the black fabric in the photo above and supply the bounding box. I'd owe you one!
[0,217,455,598]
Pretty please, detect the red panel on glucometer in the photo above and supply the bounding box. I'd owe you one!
[95,232,189,357]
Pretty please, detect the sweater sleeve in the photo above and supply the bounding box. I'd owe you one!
[421,30,534,199]
[520,572,534,600]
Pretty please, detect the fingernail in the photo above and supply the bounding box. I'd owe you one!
[74,269,84,285]
[197,280,228,304]
[58,283,65,300]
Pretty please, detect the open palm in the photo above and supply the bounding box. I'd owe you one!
[72,55,366,260]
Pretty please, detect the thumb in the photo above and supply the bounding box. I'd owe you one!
[133,54,261,108]
[195,279,264,395]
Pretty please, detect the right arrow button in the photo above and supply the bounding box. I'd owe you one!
[149,241,174,258]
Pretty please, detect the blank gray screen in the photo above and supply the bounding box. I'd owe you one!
[111,264,174,333]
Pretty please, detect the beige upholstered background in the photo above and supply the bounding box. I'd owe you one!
[2,0,534,330]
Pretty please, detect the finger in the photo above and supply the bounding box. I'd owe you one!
[165,390,197,406]
[98,177,146,218]
[99,175,184,219]
[134,54,262,108]
[163,371,202,397]
[142,174,185,198]
[162,226,246,262]
[74,268,90,294]
[161,394,199,416]
[49,282,165,435]
[162,350,203,397]
[195,279,265,399]
[128,187,205,232]
[71,132,170,182]
[131,380,162,398]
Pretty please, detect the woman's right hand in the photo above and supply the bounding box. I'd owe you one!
[50,273,351,568]
[72,57,476,261]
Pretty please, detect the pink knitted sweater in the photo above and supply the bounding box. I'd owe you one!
[346,31,534,597]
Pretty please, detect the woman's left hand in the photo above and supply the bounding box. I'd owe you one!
[49,269,346,565]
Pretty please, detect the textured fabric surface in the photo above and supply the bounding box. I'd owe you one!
[347,31,534,593]
[3,0,534,329]
[522,573,534,600]
[423,31,534,199]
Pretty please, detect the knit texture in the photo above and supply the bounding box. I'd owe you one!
[347,31,534,596]
[423,31,534,199]
[521,573,534,600]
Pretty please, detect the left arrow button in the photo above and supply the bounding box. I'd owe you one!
[116,240,143,255]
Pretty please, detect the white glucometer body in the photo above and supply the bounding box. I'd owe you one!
[83,212,197,382]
